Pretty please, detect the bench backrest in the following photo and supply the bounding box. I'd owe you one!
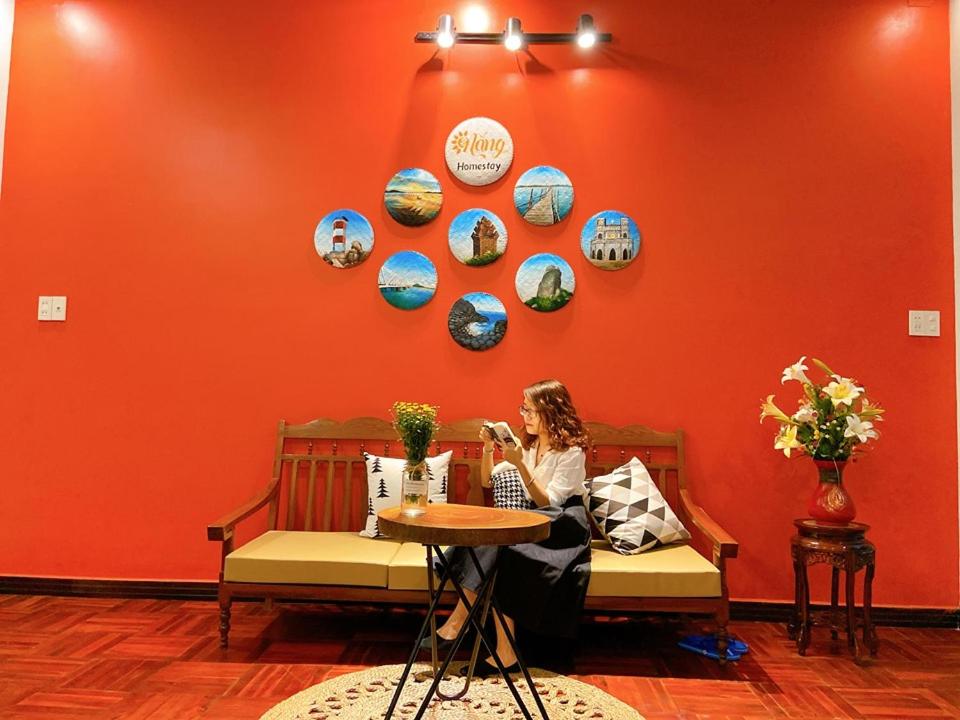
[269,417,686,533]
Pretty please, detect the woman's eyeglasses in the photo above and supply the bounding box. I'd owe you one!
[518,406,537,417]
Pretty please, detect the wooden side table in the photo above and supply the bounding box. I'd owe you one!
[788,519,878,664]
[378,504,551,720]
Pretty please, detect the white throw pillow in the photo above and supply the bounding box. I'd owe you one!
[586,457,690,555]
[361,451,452,538]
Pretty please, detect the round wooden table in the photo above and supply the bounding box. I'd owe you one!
[788,519,877,665]
[378,504,551,720]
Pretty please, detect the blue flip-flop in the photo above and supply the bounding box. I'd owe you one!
[678,634,749,661]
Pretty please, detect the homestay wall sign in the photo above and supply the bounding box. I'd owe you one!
[445,117,514,186]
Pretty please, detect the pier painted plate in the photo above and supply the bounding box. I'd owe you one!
[513,166,573,226]
[314,209,374,269]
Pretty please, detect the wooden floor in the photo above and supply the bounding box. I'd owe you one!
[0,595,957,719]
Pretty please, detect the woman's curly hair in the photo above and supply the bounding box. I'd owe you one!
[518,379,591,451]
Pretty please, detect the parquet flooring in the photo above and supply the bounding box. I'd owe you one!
[0,594,956,719]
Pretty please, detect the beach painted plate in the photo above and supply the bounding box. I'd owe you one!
[448,292,508,351]
[445,117,514,186]
[378,251,437,310]
[314,209,374,269]
[515,253,575,312]
[581,210,642,270]
[384,168,443,226]
[448,209,508,266]
[513,166,574,226]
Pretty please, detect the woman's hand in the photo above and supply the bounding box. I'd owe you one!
[502,442,523,468]
[479,427,495,452]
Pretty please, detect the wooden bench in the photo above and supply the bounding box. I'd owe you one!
[207,418,739,660]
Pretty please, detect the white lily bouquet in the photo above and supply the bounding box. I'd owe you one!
[760,357,885,460]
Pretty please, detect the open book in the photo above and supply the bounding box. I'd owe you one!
[483,420,521,449]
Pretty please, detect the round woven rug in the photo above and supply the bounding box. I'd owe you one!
[259,662,642,720]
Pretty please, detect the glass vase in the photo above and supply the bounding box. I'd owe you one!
[401,460,429,517]
[808,459,856,524]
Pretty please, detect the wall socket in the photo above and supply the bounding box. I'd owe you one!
[908,310,939,337]
[38,296,67,322]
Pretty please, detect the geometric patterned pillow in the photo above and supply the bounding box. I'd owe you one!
[490,463,536,511]
[585,456,690,555]
[360,451,452,538]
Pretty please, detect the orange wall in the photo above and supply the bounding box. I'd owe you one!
[0,0,956,607]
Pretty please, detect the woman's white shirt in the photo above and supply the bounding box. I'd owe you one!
[521,443,587,507]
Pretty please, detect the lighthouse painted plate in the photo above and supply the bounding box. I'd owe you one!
[581,210,641,270]
[378,251,437,310]
[314,209,374,269]
[515,253,575,312]
[384,168,443,226]
[513,166,574,226]
[448,209,508,266]
[448,292,508,351]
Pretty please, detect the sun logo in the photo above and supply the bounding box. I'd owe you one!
[450,131,470,154]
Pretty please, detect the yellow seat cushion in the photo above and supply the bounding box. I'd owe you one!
[387,542,447,591]
[588,541,721,597]
[224,531,403,587]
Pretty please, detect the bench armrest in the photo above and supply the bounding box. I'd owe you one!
[679,488,738,562]
[207,477,280,542]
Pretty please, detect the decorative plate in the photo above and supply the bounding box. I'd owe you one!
[515,253,575,312]
[314,209,374,269]
[513,166,573,226]
[448,292,507,350]
[384,168,443,226]
[448,209,508,266]
[445,117,514,186]
[378,251,437,310]
[581,210,642,270]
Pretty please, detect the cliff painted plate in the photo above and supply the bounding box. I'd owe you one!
[581,210,641,270]
[445,117,514,186]
[515,253,575,312]
[448,292,507,351]
[384,168,443,226]
[448,209,508,266]
[378,251,437,310]
[513,166,573,226]
[314,209,374,269]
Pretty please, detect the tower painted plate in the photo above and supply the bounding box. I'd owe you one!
[581,210,641,270]
[448,209,508,266]
[515,253,575,312]
[384,168,443,226]
[448,292,508,351]
[513,166,574,226]
[445,117,514,186]
[378,251,437,310]
[314,209,374,269]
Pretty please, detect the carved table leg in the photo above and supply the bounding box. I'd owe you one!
[219,600,231,649]
[845,553,862,663]
[797,558,811,656]
[787,553,801,640]
[830,566,840,653]
[864,558,878,658]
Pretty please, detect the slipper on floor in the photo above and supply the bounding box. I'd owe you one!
[677,634,748,661]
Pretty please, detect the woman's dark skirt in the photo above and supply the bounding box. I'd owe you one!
[437,496,592,639]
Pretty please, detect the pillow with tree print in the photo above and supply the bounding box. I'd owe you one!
[360,451,452,538]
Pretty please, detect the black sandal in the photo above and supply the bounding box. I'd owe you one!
[460,658,520,678]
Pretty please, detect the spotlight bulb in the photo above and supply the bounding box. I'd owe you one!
[576,14,597,49]
[504,17,523,51]
[436,14,455,49]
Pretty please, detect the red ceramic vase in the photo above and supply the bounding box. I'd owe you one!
[808,459,856,524]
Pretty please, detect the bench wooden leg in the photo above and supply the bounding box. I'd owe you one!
[219,591,232,649]
[716,604,730,666]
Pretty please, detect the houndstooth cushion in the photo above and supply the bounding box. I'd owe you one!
[491,465,536,510]
[361,451,452,538]
[586,457,690,555]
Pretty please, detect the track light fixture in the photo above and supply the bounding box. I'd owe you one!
[504,17,523,51]
[436,13,455,48]
[416,12,611,49]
